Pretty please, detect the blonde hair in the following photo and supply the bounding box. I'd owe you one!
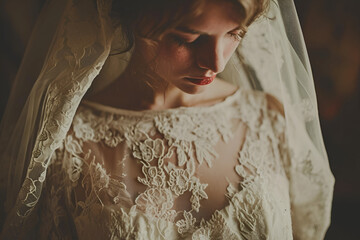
[111,0,270,52]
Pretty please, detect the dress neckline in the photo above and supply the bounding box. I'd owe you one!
[81,88,242,116]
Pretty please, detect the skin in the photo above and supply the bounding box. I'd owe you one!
[90,1,243,110]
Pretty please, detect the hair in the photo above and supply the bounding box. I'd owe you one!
[111,0,270,53]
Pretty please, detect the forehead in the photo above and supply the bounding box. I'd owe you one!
[180,1,242,33]
[131,0,246,40]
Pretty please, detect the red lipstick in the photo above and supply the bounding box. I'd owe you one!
[185,75,216,85]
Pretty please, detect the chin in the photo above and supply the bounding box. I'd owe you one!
[178,84,208,95]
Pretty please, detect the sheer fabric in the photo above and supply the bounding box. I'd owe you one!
[39,89,293,239]
[0,0,114,237]
[0,0,334,239]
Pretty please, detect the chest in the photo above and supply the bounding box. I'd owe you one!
[63,108,287,224]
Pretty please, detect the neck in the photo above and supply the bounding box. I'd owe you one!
[111,58,196,110]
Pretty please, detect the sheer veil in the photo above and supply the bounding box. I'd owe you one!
[0,0,334,238]
[0,0,114,236]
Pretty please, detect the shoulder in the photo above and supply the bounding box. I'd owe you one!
[233,89,285,130]
[238,88,284,115]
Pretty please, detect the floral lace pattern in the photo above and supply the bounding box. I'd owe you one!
[36,89,334,240]
[2,3,113,238]
[0,0,335,238]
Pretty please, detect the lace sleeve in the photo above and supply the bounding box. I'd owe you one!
[287,151,334,240]
[280,122,334,239]
[265,93,334,240]
[36,148,76,239]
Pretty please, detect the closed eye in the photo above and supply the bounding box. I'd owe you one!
[169,34,199,47]
[228,29,247,42]
[169,28,246,47]
[228,32,242,42]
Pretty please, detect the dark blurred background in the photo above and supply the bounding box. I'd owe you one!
[1,0,359,239]
[294,0,360,239]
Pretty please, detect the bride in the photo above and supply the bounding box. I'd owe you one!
[0,0,334,239]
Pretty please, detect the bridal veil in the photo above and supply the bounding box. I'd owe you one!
[0,0,334,238]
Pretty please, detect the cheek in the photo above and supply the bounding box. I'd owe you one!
[224,41,239,61]
[159,42,191,60]
[157,44,193,71]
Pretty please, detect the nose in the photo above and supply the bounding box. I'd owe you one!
[196,38,225,73]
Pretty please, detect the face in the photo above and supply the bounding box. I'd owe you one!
[136,1,244,94]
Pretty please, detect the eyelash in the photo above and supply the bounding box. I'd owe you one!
[229,32,244,42]
[172,32,245,47]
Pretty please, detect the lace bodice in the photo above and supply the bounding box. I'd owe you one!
[36,89,331,239]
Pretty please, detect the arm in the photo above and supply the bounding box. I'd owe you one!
[36,149,77,239]
[287,147,334,240]
[266,93,335,240]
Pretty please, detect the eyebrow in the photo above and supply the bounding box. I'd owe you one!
[175,26,242,35]
[175,26,205,35]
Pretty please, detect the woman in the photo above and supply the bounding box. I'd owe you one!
[0,0,334,239]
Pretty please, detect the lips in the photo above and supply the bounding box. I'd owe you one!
[185,75,216,85]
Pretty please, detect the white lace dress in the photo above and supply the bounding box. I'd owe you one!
[37,89,332,240]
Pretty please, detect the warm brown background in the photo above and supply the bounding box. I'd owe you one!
[1,0,359,239]
[294,0,360,239]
